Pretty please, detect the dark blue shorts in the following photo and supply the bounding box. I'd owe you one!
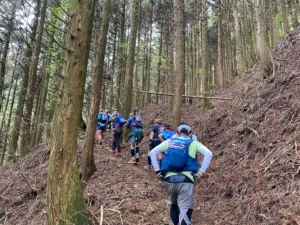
[96,125,106,131]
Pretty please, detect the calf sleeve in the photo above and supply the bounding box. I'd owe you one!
[130,148,135,157]
[147,156,152,166]
[179,208,193,225]
[170,204,179,225]
[135,146,140,154]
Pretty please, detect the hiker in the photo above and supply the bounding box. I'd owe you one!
[107,110,114,129]
[133,107,139,116]
[150,123,213,225]
[188,97,192,105]
[158,123,176,142]
[111,112,126,156]
[97,109,108,145]
[144,119,164,171]
[126,113,144,164]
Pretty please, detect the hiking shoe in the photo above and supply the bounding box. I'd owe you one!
[128,159,137,165]
[114,152,122,156]
[135,154,139,163]
[111,150,116,154]
[144,165,151,171]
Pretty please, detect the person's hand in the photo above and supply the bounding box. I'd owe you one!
[198,171,204,178]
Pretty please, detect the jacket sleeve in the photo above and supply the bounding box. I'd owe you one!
[197,144,213,173]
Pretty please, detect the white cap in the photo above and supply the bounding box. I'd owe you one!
[177,124,191,133]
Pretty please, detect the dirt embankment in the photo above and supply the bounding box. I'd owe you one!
[0,28,300,225]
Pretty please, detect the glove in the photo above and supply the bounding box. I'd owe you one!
[193,173,201,183]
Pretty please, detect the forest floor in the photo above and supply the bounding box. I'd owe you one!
[1,28,300,225]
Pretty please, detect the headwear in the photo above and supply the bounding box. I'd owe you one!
[177,124,191,133]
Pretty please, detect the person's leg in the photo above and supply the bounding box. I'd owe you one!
[170,203,180,225]
[177,183,195,225]
[114,130,122,155]
[164,182,179,225]
[99,130,103,145]
[112,131,117,153]
[128,134,137,164]
[135,141,140,162]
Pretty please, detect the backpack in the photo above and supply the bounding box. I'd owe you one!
[153,124,164,138]
[161,136,198,173]
[116,115,126,127]
[162,130,176,141]
[131,116,143,129]
[98,113,108,124]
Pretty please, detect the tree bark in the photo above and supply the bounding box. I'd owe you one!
[82,0,111,182]
[254,0,273,74]
[217,14,224,90]
[122,0,139,118]
[171,0,185,129]
[280,0,289,35]
[20,0,48,155]
[0,0,17,112]
[156,22,163,105]
[114,1,126,111]
[46,0,92,223]
[202,0,211,110]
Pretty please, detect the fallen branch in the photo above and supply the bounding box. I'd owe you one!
[100,205,104,225]
[260,148,276,165]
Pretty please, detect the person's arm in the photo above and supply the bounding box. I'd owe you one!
[158,133,163,142]
[150,141,169,172]
[197,143,213,176]
[149,131,154,140]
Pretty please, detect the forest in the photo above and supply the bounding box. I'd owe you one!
[0,0,300,224]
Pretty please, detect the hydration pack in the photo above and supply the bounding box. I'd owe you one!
[131,116,143,129]
[161,136,198,173]
[153,124,164,138]
[162,130,176,141]
[98,113,108,124]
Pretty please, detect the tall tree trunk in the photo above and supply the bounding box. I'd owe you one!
[168,1,175,111]
[8,0,41,159]
[0,69,19,165]
[114,1,126,111]
[202,0,211,110]
[34,32,56,145]
[269,0,279,47]
[217,14,224,90]
[280,0,289,35]
[110,21,118,111]
[156,22,163,105]
[20,0,48,155]
[0,1,17,112]
[254,0,273,74]
[46,0,92,223]
[82,0,111,182]
[171,0,185,129]
[0,52,18,136]
[232,0,247,93]
[145,2,153,106]
[122,0,139,119]
[290,0,299,28]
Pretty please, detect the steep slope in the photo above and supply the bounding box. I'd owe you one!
[0,28,299,225]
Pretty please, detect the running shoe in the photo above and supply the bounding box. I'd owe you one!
[114,152,122,156]
[128,159,137,165]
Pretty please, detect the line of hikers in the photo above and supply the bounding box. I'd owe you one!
[96,108,213,225]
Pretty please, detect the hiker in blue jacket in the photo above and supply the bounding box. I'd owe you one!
[126,113,144,164]
[150,123,213,225]
[111,112,126,156]
[96,109,108,145]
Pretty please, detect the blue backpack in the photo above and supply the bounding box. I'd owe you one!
[116,115,126,127]
[98,113,108,124]
[131,116,143,129]
[162,130,176,140]
[161,136,198,173]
